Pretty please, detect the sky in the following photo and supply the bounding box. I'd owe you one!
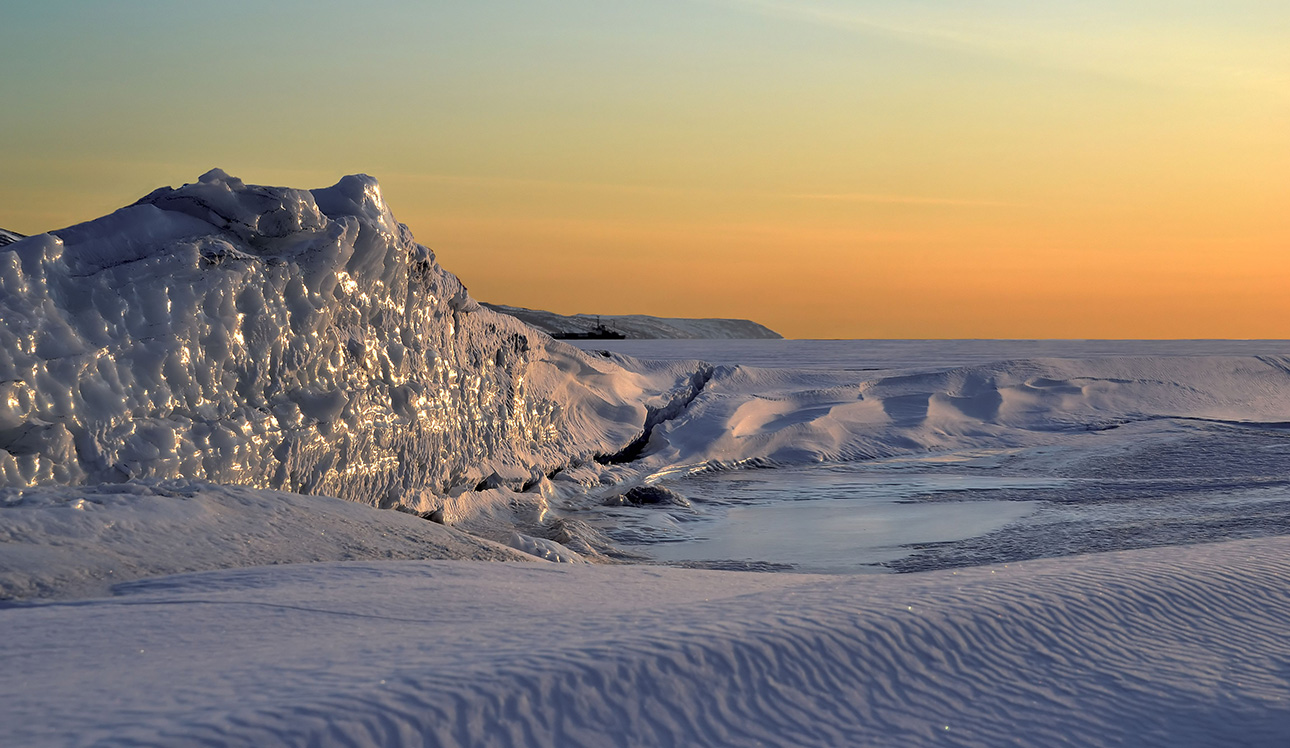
[1,0,1287,339]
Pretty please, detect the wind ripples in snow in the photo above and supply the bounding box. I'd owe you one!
[4,537,1289,747]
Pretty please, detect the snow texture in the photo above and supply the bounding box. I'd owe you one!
[3,537,1289,747]
[0,227,23,247]
[0,481,531,601]
[483,302,782,339]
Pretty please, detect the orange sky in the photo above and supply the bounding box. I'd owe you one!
[2,1,1287,338]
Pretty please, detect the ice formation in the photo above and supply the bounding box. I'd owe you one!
[632,355,1290,473]
[4,177,1290,746]
[0,170,686,508]
[9,170,1290,574]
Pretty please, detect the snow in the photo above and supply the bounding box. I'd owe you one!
[0,227,23,247]
[4,537,1289,746]
[0,481,531,601]
[504,530,588,563]
[4,173,1290,746]
[12,171,1289,559]
[483,302,783,339]
[626,355,1290,474]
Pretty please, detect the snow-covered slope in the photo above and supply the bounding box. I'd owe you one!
[483,302,782,339]
[0,171,690,509]
[0,480,532,601]
[0,228,23,247]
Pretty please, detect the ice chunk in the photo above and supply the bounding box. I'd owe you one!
[506,532,587,563]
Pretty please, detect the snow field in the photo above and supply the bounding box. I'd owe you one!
[3,536,1288,747]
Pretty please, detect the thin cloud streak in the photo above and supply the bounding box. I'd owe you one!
[707,0,1290,95]
[712,0,976,52]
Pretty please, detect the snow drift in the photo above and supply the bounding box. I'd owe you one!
[0,480,532,601]
[5,537,1289,747]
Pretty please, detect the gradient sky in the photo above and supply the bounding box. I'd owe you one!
[2,0,1287,338]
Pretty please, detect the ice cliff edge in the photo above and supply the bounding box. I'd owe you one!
[0,170,670,505]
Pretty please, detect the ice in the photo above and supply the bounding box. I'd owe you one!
[0,171,684,515]
[574,338,1290,370]
[4,175,1290,746]
[9,173,1290,578]
[630,355,1290,473]
[505,531,588,563]
[11,172,1290,568]
[632,477,1041,573]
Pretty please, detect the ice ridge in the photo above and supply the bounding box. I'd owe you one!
[0,171,660,505]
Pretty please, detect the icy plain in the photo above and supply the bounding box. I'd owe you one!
[3,173,1290,746]
[6,539,1290,747]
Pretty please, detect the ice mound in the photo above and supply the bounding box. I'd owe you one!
[0,170,671,505]
[632,355,1290,472]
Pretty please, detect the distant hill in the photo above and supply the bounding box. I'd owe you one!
[483,303,782,340]
[0,228,24,247]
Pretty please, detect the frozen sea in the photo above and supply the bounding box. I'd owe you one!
[574,338,1290,371]
[572,340,1290,573]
